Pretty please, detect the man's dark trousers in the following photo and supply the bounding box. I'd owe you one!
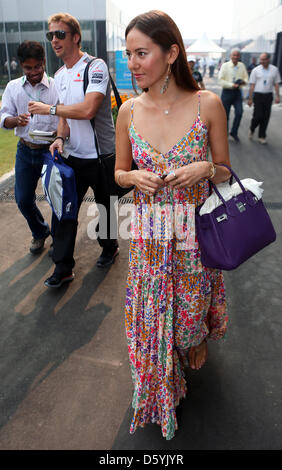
[250,92,273,138]
[52,155,118,275]
[221,88,243,137]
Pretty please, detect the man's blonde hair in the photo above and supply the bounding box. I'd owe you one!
[48,12,82,48]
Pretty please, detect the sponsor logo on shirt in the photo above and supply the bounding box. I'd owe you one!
[73,72,83,82]
[91,72,103,84]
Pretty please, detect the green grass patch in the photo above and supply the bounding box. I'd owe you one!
[0,128,18,177]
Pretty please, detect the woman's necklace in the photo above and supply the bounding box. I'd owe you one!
[151,99,171,115]
[149,89,185,116]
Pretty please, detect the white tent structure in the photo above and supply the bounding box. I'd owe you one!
[241,36,274,54]
[186,33,226,54]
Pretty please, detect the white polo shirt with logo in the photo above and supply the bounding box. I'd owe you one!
[249,64,281,94]
[54,53,115,159]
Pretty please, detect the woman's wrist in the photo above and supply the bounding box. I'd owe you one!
[117,170,138,188]
[207,161,216,179]
[116,172,125,188]
[116,170,135,188]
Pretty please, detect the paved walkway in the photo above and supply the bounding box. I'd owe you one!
[0,78,281,450]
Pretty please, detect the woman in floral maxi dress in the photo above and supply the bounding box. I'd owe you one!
[115,11,231,440]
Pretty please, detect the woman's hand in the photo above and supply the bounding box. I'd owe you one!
[28,101,50,115]
[131,169,165,195]
[164,161,210,189]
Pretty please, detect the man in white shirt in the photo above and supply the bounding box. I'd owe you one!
[0,41,59,254]
[28,12,118,288]
[218,49,249,142]
[248,53,281,144]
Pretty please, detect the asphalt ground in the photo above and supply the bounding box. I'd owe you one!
[0,76,281,451]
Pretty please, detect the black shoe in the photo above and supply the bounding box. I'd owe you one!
[96,246,119,268]
[44,271,74,288]
[229,133,240,143]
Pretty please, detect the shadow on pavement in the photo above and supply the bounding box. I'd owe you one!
[0,252,111,429]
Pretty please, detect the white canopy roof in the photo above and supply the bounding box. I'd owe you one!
[186,33,226,53]
[241,36,274,54]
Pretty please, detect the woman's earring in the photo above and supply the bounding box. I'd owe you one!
[160,64,171,94]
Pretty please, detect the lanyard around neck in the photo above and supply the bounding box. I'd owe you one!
[21,75,50,102]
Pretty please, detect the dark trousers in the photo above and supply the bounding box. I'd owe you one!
[221,88,243,137]
[209,65,215,77]
[15,141,51,239]
[52,155,118,275]
[250,92,273,138]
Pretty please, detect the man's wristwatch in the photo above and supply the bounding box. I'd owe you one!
[49,105,57,115]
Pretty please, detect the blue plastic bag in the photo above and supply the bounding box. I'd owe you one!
[41,150,78,221]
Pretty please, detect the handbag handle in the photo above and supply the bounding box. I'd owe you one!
[208,166,233,194]
[210,164,247,206]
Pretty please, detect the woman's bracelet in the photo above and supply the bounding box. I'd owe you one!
[208,162,216,180]
[116,172,128,188]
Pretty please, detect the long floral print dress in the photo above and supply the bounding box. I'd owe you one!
[125,92,228,440]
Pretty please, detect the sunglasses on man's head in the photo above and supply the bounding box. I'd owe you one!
[46,30,71,41]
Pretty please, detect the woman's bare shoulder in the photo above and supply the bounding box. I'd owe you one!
[118,97,133,114]
[118,95,145,117]
[200,89,222,107]
[199,89,224,122]
[116,97,135,128]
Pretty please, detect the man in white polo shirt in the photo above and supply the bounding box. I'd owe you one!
[248,53,281,144]
[29,12,118,288]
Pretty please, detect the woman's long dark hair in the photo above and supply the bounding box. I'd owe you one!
[125,10,199,92]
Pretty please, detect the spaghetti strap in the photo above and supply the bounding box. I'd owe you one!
[130,100,134,124]
[197,91,201,118]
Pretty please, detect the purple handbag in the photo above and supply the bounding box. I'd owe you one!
[195,165,276,270]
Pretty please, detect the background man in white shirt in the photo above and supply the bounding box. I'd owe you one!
[218,49,249,143]
[248,53,281,144]
[0,41,59,254]
[29,13,118,288]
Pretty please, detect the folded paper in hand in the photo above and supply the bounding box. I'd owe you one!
[29,129,56,143]
[199,179,264,216]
